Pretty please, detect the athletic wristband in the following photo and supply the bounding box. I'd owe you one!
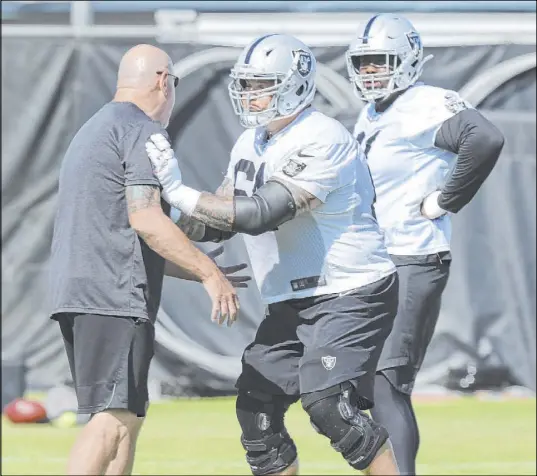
[166,185,202,216]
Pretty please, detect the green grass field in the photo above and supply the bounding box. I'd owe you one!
[2,396,535,475]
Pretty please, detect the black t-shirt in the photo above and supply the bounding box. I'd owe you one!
[49,102,170,322]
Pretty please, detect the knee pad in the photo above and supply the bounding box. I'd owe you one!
[236,390,297,475]
[301,381,388,471]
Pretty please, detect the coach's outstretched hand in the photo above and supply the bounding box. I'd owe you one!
[203,269,241,327]
[207,246,252,290]
[163,245,250,325]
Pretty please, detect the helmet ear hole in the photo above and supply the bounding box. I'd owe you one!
[296,84,305,96]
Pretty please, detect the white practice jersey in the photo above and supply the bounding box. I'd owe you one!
[226,107,395,305]
[353,83,472,256]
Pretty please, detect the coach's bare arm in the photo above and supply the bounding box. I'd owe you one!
[126,184,240,324]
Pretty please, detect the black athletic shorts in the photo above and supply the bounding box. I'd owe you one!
[377,253,451,394]
[236,272,399,409]
[55,313,155,417]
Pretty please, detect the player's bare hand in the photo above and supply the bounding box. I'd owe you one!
[202,270,241,327]
[207,245,252,289]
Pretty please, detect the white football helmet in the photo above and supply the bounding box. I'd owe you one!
[228,34,317,128]
[345,13,433,102]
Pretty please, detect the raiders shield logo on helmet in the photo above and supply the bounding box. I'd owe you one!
[293,49,312,77]
[321,355,336,370]
[406,32,422,55]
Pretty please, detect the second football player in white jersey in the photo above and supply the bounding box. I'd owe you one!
[346,13,504,475]
[147,34,401,475]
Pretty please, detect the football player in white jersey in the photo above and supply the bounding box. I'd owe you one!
[346,13,504,475]
[147,34,402,475]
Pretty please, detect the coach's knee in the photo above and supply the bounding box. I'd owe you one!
[236,390,298,475]
[301,381,389,471]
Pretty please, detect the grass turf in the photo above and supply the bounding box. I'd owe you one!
[1,396,535,475]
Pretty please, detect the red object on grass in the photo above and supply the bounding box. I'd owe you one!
[3,398,48,424]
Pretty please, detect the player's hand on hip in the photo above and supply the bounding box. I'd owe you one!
[145,133,183,195]
[206,245,252,289]
[202,270,241,327]
[420,190,447,219]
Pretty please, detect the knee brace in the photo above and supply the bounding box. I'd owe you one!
[236,390,298,475]
[301,381,388,471]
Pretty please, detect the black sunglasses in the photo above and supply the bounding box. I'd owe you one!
[156,71,179,88]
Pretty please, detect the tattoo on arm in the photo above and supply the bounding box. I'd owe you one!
[191,193,235,232]
[174,214,206,241]
[215,177,234,197]
[272,178,321,215]
[126,185,161,214]
[186,177,236,232]
[189,177,320,232]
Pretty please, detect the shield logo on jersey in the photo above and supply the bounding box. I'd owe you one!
[444,91,468,114]
[293,49,313,77]
[282,158,307,177]
[321,355,336,371]
[406,32,422,56]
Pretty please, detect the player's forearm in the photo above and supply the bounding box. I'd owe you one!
[172,206,237,242]
[435,108,504,213]
[191,193,235,231]
[147,137,297,234]
[439,131,503,213]
[134,211,217,282]
[172,176,238,238]
[160,174,305,235]
[173,209,207,241]
[189,180,298,236]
